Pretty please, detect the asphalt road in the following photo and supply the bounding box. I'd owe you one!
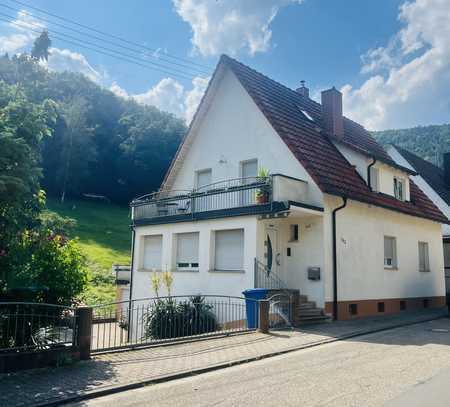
[72,318,450,407]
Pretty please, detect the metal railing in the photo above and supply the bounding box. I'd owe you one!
[131,177,272,221]
[267,292,293,329]
[254,259,288,290]
[90,295,258,353]
[0,302,76,353]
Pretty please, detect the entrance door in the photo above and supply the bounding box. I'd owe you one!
[265,226,280,275]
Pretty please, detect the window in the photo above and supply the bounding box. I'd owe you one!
[384,236,397,268]
[297,106,314,122]
[214,229,244,271]
[143,235,162,270]
[370,167,380,192]
[176,232,199,270]
[377,302,385,313]
[349,303,358,316]
[394,177,405,200]
[241,159,258,182]
[289,224,299,242]
[196,168,212,189]
[400,300,406,311]
[418,242,430,272]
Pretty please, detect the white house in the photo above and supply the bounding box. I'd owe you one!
[387,145,450,298]
[129,55,447,321]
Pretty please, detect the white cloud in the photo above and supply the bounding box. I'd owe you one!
[343,0,450,130]
[42,47,105,83]
[134,78,185,117]
[111,76,210,123]
[172,0,302,56]
[184,76,209,122]
[0,10,43,54]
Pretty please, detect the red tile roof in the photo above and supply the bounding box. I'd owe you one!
[221,55,447,224]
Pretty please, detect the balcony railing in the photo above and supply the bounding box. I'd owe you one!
[131,177,272,222]
[131,174,308,223]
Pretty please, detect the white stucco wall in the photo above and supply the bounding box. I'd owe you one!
[131,216,258,300]
[324,195,445,302]
[169,68,323,207]
[333,142,370,183]
[334,142,410,201]
[256,215,325,307]
[388,145,450,236]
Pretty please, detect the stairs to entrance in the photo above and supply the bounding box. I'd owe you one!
[297,295,330,324]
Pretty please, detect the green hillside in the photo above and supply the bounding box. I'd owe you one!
[373,123,450,167]
[46,198,131,305]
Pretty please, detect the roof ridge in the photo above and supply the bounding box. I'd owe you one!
[220,54,322,110]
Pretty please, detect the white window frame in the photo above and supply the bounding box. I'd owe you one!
[418,241,430,272]
[175,232,200,271]
[213,229,245,272]
[142,235,163,271]
[240,159,258,183]
[384,236,397,269]
[370,167,380,192]
[394,177,405,201]
[195,168,212,190]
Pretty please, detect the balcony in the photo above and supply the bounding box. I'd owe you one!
[131,174,309,225]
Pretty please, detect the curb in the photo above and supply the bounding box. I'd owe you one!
[35,313,448,406]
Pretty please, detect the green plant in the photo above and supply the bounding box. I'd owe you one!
[11,231,89,305]
[255,167,270,202]
[144,296,218,340]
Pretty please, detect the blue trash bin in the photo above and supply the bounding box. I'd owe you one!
[242,288,268,329]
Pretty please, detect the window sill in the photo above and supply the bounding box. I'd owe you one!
[384,266,398,271]
[419,269,431,273]
[209,269,245,274]
[175,268,199,273]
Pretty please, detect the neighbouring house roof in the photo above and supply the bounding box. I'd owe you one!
[394,145,450,207]
[163,55,448,224]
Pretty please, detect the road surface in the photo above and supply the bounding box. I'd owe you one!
[72,318,450,407]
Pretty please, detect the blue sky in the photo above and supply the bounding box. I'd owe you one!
[0,0,449,130]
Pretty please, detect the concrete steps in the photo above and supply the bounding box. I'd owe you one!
[297,295,330,325]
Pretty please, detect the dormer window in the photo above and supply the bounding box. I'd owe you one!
[394,177,405,201]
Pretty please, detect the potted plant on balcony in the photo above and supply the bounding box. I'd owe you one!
[255,167,270,204]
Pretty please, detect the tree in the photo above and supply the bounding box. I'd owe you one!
[0,81,56,288]
[31,30,51,62]
[58,97,96,202]
[0,52,187,204]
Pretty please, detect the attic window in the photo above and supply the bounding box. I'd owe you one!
[298,107,314,122]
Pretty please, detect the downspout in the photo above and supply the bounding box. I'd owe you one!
[127,225,136,342]
[367,158,377,190]
[332,197,347,320]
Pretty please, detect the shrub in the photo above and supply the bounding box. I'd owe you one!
[144,296,218,340]
[9,230,88,305]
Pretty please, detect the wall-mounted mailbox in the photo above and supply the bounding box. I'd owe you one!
[308,267,320,281]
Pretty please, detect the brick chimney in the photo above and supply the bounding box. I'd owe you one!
[321,87,344,138]
[444,152,450,186]
[296,80,309,98]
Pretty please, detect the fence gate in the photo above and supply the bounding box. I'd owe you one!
[267,292,294,329]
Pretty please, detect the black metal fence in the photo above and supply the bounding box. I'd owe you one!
[90,295,258,353]
[254,259,287,290]
[131,177,272,221]
[0,302,76,353]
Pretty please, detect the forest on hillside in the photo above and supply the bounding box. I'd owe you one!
[373,124,450,168]
[0,52,186,205]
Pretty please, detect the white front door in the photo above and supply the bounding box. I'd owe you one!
[265,225,280,275]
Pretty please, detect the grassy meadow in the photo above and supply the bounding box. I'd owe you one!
[46,198,131,305]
